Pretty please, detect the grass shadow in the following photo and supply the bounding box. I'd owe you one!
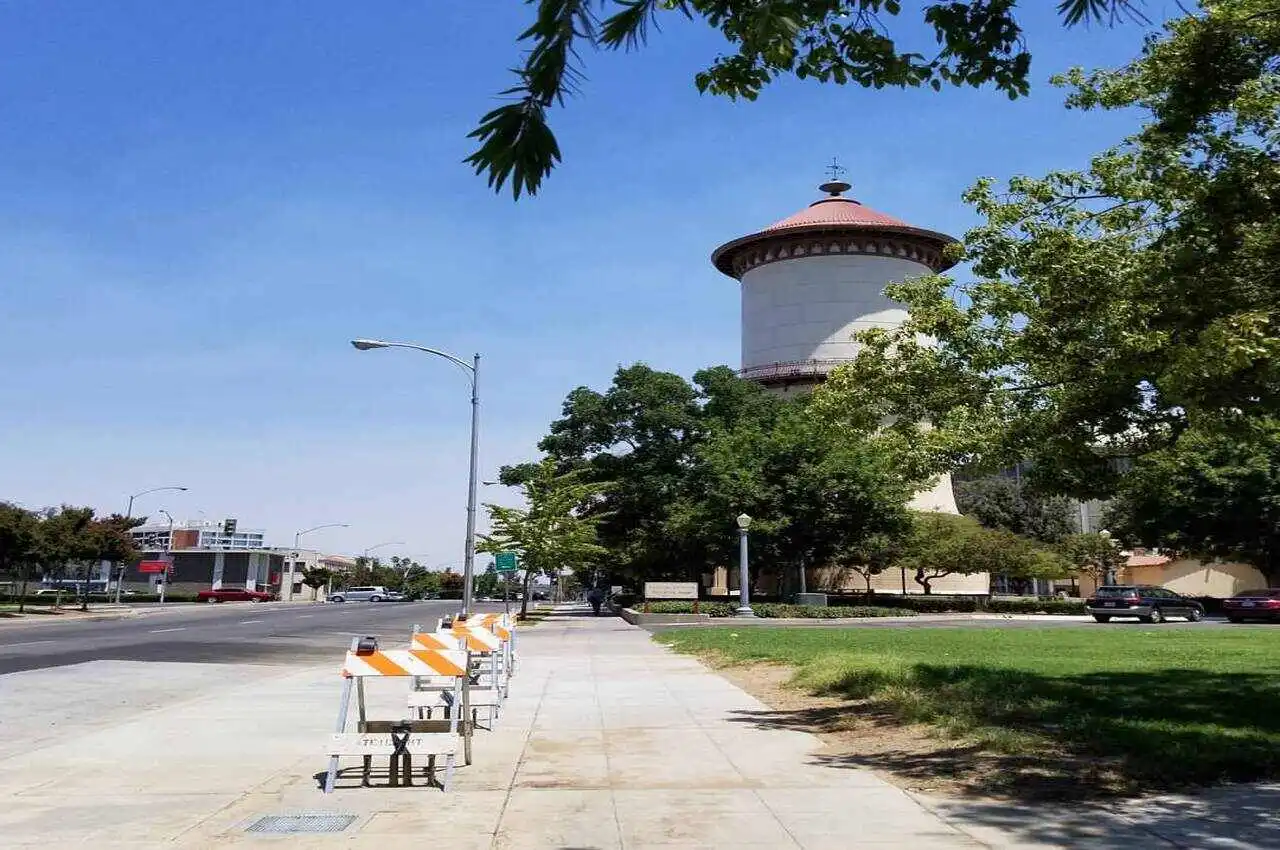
[729,663,1280,799]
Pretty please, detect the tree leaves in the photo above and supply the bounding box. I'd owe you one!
[813,1,1280,498]
[468,1,1135,198]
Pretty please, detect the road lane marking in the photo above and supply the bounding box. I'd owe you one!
[149,627,186,633]
[296,614,313,619]
[240,620,262,624]
[0,640,55,649]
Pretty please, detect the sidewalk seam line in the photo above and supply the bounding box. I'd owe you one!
[490,649,554,850]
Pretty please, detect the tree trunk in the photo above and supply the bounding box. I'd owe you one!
[519,571,533,618]
[915,567,932,595]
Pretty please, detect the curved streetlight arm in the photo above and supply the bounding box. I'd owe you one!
[351,340,474,376]
[126,485,188,519]
[297,523,349,540]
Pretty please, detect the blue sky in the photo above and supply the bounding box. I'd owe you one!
[0,1,1173,560]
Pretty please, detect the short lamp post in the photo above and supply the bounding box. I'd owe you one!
[1099,529,1119,586]
[735,513,756,618]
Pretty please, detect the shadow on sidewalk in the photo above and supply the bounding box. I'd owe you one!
[930,784,1280,850]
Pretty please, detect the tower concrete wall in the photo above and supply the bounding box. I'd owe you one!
[740,253,931,369]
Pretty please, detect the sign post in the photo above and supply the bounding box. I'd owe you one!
[494,553,518,616]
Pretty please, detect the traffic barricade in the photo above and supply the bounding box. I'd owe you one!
[438,620,506,726]
[407,628,476,765]
[322,636,470,793]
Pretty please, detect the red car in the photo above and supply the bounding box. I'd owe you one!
[1223,589,1280,623]
[196,587,276,604]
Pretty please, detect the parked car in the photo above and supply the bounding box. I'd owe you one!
[1223,589,1280,623]
[328,585,395,603]
[1085,585,1204,623]
[195,587,276,604]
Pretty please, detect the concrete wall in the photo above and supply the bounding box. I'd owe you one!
[740,254,931,368]
[1127,560,1268,597]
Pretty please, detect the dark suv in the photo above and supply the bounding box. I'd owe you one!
[1085,585,1204,624]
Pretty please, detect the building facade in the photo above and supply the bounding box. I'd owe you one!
[130,519,265,551]
[122,549,286,596]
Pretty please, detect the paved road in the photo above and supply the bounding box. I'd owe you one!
[0,600,508,674]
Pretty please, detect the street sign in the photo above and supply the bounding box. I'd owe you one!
[138,560,171,574]
[494,552,518,573]
[644,581,698,600]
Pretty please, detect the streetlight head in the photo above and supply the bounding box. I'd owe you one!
[351,339,389,351]
[736,513,752,531]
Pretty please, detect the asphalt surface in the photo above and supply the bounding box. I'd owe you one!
[0,600,508,674]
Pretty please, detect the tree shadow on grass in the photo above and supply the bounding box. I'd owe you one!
[728,664,1280,800]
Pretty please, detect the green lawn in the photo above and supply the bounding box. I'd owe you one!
[658,627,1280,796]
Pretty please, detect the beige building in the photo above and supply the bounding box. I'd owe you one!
[1074,553,1269,598]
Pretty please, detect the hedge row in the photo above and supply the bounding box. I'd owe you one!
[634,601,916,619]
[752,603,915,619]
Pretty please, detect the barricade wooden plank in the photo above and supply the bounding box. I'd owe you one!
[341,649,468,678]
[411,632,461,650]
[328,732,459,757]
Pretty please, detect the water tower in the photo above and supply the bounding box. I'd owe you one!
[711,172,960,513]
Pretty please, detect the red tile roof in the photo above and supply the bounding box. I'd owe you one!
[1127,554,1172,567]
[762,197,910,233]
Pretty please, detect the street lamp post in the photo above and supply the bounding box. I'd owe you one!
[117,485,188,603]
[351,338,481,618]
[158,509,175,606]
[735,513,756,617]
[293,523,350,601]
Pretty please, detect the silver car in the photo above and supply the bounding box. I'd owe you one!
[329,585,393,603]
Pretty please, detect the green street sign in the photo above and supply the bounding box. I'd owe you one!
[494,552,519,573]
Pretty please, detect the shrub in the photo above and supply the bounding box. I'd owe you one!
[637,601,737,617]
[752,603,915,619]
[985,598,1086,615]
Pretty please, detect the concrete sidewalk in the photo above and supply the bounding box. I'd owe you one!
[2,605,1277,848]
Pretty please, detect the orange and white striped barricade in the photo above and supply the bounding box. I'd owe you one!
[439,622,505,726]
[406,628,477,766]
[440,613,516,687]
[473,613,517,682]
[323,637,470,794]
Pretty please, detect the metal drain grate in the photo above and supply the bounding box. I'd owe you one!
[245,813,358,834]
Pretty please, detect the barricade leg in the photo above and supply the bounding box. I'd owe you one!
[324,676,354,794]
[357,678,373,785]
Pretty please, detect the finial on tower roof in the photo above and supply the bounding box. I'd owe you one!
[818,156,851,197]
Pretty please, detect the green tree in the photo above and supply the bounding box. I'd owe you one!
[1104,419,1280,585]
[79,513,142,610]
[478,458,609,615]
[300,566,334,600]
[900,512,1042,594]
[954,475,1076,543]
[1059,531,1126,588]
[0,503,40,612]
[836,532,905,596]
[668,398,914,597]
[475,563,502,598]
[813,0,1280,497]
[468,0,1138,197]
[404,568,443,599]
[32,507,95,608]
[532,364,730,584]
